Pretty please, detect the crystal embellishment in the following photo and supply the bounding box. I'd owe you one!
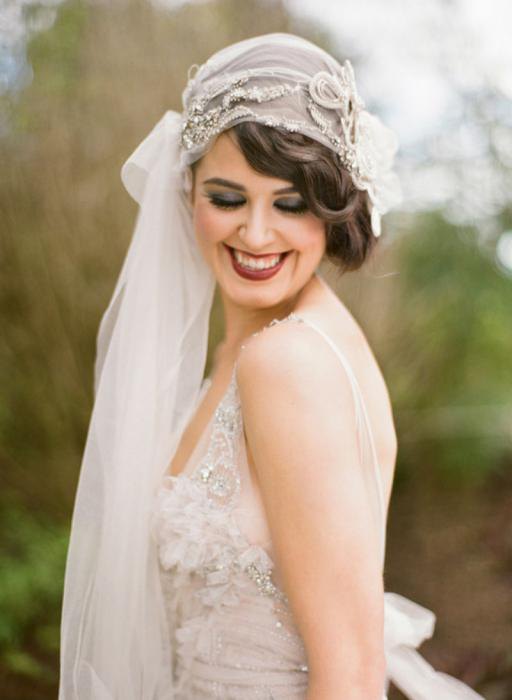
[243,562,287,602]
[181,74,299,151]
[240,312,304,351]
[191,374,242,507]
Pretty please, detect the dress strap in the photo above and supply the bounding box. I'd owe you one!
[292,314,387,560]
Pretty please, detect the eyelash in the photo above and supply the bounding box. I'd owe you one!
[206,194,308,215]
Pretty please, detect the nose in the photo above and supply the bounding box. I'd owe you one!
[238,204,275,251]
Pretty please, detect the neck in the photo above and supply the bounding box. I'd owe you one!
[219,272,320,356]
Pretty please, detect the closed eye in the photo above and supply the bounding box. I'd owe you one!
[207,194,308,214]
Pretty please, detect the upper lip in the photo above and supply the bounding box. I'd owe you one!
[225,244,289,258]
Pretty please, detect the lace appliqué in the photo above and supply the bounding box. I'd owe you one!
[307,63,369,180]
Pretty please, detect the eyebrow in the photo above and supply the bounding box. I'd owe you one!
[202,177,297,195]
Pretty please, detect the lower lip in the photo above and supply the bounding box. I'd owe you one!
[226,246,289,281]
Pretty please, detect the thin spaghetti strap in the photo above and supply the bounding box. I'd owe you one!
[293,314,387,553]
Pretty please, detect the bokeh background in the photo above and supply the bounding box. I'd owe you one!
[1,0,511,697]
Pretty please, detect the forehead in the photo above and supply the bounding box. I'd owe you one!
[194,132,293,189]
[195,132,242,169]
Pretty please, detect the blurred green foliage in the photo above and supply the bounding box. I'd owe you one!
[387,213,512,485]
[0,505,67,683]
[27,1,87,98]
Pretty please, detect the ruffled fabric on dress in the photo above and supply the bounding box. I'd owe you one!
[152,472,283,610]
[151,470,310,699]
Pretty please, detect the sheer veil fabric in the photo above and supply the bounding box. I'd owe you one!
[59,33,484,699]
[59,111,215,699]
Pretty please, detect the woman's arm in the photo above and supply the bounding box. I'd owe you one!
[236,323,387,700]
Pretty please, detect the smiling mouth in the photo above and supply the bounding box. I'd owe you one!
[224,243,292,258]
[225,244,290,271]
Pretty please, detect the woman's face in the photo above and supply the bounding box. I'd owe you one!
[191,131,326,310]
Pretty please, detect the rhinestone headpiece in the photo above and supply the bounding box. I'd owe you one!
[182,63,366,176]
[180,37,401,237]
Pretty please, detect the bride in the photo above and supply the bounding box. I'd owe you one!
[58,33,485,700]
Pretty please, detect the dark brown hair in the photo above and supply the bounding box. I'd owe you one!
[230,121,376,272]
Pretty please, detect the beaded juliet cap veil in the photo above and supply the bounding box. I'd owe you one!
[180,33,402,236]
[58,34,402,700]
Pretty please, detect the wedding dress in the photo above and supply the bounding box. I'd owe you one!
[150,312,484,700]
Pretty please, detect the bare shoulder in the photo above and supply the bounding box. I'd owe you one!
[236,318,354,408]
[236,302,397,509]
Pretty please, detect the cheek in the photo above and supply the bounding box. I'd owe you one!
[193,201,230,247]
[287,215,326,256]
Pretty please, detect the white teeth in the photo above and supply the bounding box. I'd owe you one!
[232,248,284,271]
